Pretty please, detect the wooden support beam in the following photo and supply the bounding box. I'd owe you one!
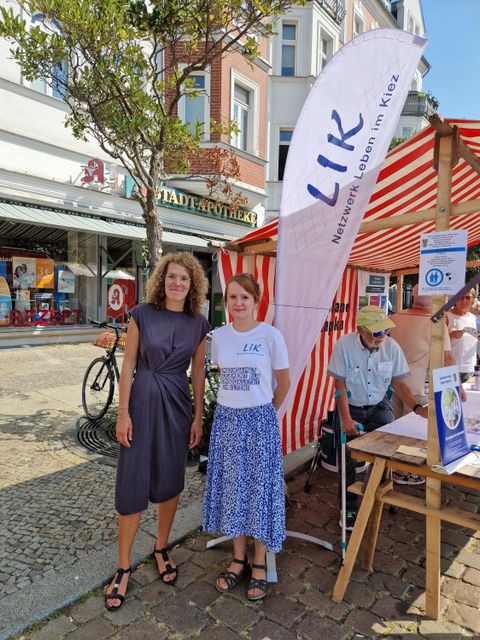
[425,130,454,619]
[396,275,403,311]
[430,114,480,176]
[359,199,480,235]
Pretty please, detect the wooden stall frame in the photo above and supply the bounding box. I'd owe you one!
[220,116,480,620]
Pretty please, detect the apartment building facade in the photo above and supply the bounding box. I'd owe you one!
[0,1,270,341]
[266,0,434,219]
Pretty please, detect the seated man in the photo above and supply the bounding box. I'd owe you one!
[327,305,428,530]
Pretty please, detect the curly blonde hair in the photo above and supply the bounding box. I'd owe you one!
[146,252,208,315]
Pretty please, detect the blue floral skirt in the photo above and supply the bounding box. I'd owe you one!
[202,403,286,552]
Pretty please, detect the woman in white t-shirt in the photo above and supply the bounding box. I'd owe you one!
[203,273,290,602]
[446,289,478,383]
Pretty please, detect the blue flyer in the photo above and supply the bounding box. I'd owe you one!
[433,366,469,466]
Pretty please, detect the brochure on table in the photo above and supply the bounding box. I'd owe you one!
[431,366,477,474]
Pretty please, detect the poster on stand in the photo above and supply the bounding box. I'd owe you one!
[36,258,55,289]
[57,269,76,293]
[13,257,36,288]
[419,230,467,295]
[432,366,476,474]
[358,271,390,313]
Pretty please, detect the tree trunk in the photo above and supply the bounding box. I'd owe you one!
[144,207,163,270]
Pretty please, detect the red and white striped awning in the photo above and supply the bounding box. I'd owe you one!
[226,119,480,271]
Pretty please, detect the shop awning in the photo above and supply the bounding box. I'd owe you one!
[65,262,96,277]
[226,118,480,272]
[0,201,211,249]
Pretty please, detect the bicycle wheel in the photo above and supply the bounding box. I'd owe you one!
[82,356,115,420]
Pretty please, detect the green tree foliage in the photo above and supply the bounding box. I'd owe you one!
[0,0,300,267]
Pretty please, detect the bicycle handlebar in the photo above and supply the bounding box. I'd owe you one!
[88,318,127,335]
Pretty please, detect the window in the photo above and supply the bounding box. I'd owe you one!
[318,33,333,73]
[27,12,66,100]
[402,127,414,139]
[178,70,210,140]
[278,129,293,181]
[185,75,206,138]
[232,84,250,151]
[281,23,297,76]
[353,16,364,37]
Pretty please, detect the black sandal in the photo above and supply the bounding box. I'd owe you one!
[216,556,249,593]
[104,566,131,611]
[154,547,178,585]
[247,562,268,601]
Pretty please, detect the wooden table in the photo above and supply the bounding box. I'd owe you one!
[332,427,480,617]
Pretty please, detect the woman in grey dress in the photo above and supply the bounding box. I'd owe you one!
[105,252,210,611]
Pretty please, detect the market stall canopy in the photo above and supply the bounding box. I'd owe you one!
[226,118,480,272]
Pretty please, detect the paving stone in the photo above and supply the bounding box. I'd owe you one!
[191,546,231,568]
[372,552,406,576]
[446,603,480,634]
[371,594,409,619]
[391,541,424,564]
[276,553,309,577]
[300,547,338,568]
[103,596,144,626]
[296,613,349,640]
[442,559,466,579]
[402,564,425,588]
[463,567,480,586]
[303,565,337,592]
[250,619,297,640]
[30,615,77,640]
[201,624,241,639]
[182,580,221,608]
[344,580,377,609]
[274,574,304,597]
[418,619,464,639]
[366,572,411,600]
[116,617,169,640]
[136,579,173,604]
[261,593,304,628]
[344,608,386,638]
[151,593,210,635]
[209,596,259,632]
[69,596,105,624]
[456,550,480,571]
[297,588,350,622]
[130,562,158,586]
[67,618,115,640]
[405,589,448,616]
[173,557,204,589]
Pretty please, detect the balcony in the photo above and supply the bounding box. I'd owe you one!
[317,0,347,25]
[401,91,439,118]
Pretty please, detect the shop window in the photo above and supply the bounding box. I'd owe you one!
[402,127,414,139]
[278,129,293,181]
[281,23,297,76]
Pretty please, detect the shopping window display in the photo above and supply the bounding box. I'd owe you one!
[0,251,82,327]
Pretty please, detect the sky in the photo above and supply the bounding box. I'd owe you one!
[421,0,479,120]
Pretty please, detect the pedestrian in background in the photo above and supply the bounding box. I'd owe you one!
[105,252,210,611]
[447,288,477,383]
[203,273,290,601]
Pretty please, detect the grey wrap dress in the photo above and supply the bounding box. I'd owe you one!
[115,303,210,515]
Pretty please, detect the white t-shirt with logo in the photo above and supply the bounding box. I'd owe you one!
[211,322,289,408]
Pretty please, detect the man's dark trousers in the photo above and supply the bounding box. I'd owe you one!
[333,398,394,511]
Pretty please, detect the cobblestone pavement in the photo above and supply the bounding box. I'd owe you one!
[0,344,205,600]
[3,343,480,638]
[15,468,480,640]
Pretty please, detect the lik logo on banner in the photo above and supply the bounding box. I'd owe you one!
[275,29,427,418]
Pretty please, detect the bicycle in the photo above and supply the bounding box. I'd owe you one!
[82,319,126,420]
